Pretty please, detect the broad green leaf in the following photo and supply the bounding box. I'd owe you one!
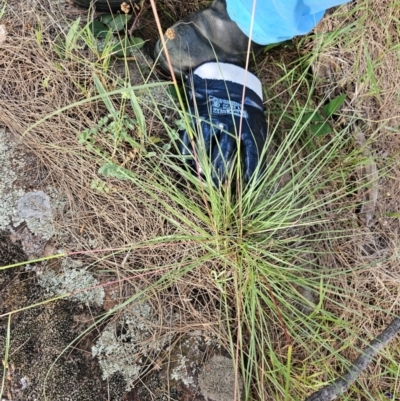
[90,20,109,38]
[99,14,114,25]
[301,111,324,124]
[311,122,333,136]
[167,85,180,99]
[129,36,145,49]
[111,37,130,56]
[111,36,145,56]
[323,94,346,117]
[104,14,132,32]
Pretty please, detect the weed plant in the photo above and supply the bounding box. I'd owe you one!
[67,24,394,399]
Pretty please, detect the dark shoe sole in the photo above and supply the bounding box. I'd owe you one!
[71,0,138,12]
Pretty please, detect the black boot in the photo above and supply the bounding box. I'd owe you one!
[71,0,138,13]
[154,0,261,75]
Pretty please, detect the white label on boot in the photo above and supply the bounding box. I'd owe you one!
[209,96,249,119]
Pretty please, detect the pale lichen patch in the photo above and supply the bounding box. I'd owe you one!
[0,128,25,230]
[92,300,171,391]
[38,257,105,307]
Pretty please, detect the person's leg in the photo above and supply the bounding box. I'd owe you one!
[226,0,350,45]
[154,0,259,75]
[154,0,350,74]
[155,0,351,187]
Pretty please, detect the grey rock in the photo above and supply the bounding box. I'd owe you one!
[17,191,52,220]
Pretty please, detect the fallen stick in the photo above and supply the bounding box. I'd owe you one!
[305,317,400,401]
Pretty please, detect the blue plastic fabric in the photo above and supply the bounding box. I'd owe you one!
[226,0,350,45]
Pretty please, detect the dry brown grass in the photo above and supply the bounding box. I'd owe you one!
[0,0,225,343]
[303,1,400,397]
[311,0,400,292]
[1,0,400,399]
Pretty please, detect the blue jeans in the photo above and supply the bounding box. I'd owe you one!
[226,0,350,45]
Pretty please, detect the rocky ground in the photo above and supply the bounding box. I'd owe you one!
[0,98,240,401]
[0,1,243,400]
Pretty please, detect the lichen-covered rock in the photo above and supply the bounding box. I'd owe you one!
[92,300,171,392]
[198,355,244,401]
[0,128,25,230]
[0,267,124,401]
[38,256,105,307]
[0,230,27,267]
[17,190,54,240]
[132,332,244,401]
[17,190,52,220]
[0,128,65,258]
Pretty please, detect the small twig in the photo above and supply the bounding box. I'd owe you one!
[128,0,149,37]
[305,317,400,401]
